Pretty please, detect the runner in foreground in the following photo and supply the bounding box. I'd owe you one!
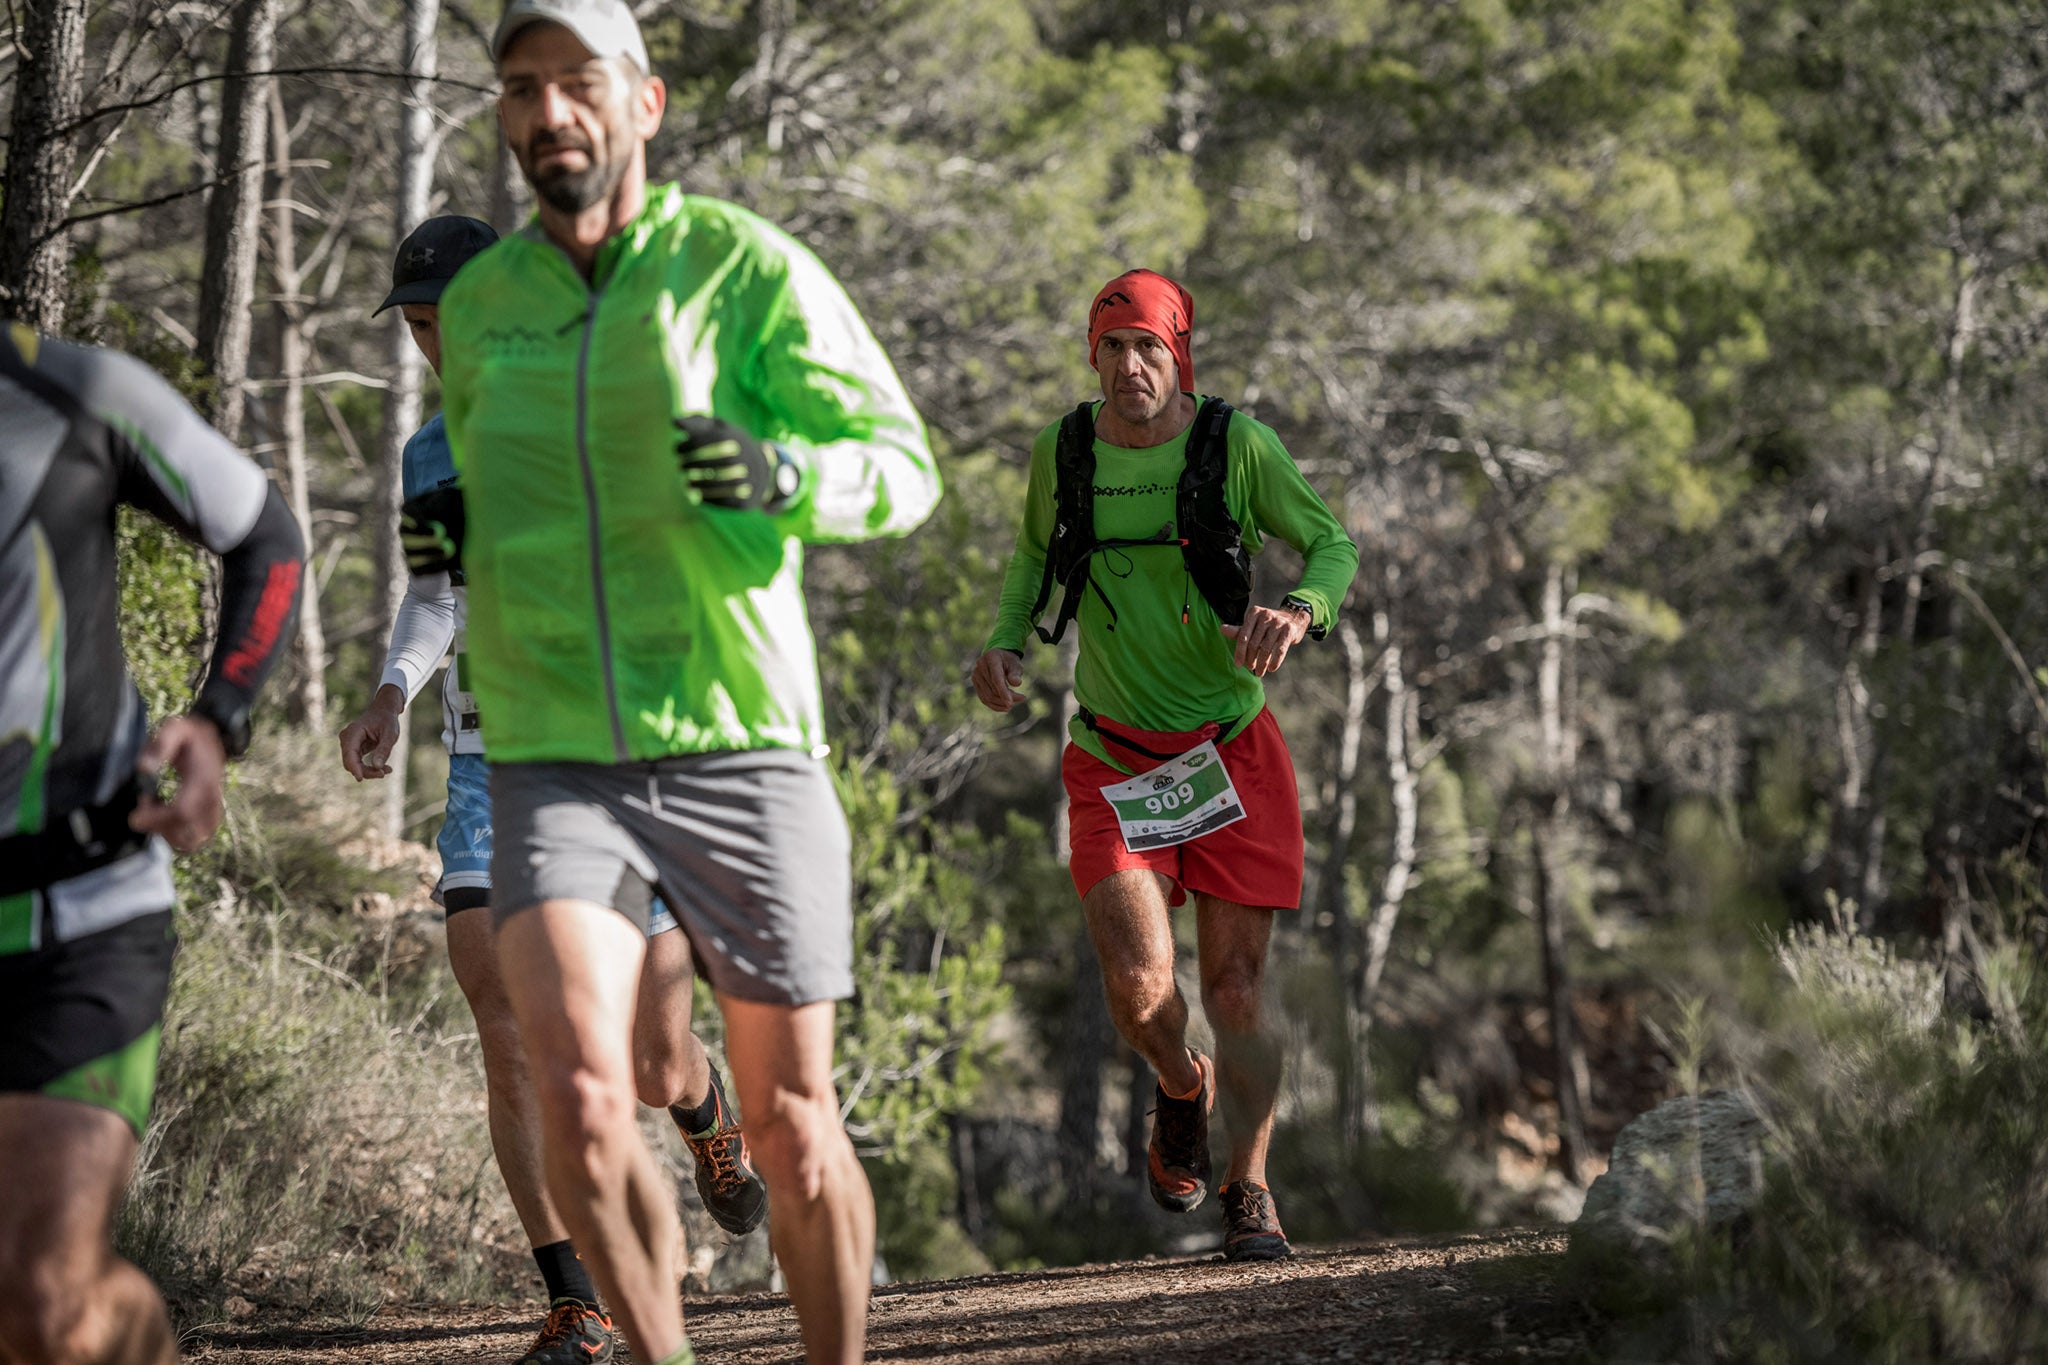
[411,3,940,1360]
[973,269,1357,1260]
[339,214,766,1364]
[0,327,303,1362]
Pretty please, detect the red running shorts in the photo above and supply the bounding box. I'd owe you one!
[1062,706,1305,909]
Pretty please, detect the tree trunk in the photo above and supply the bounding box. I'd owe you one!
[195,0,277,442]
[1826,552,1885,924]
[950,1115,984,1239]
[1917,264,1980,929]
[1827,246,1972,921]
[1536,559,1592,1185]
[1322,616,1368,1141]
[488,124,528,236]
[0,0,89,331]
[270,88,326,729]
[1048,642,1113,1191]
[1122,1047,1151,1180]
[1351,623,1419,1144]
[752,0,794,155]
[370,0,441,838]
[1055,956,1114,1192]
[1319,615,1370,936]
[1868,265,1977,917]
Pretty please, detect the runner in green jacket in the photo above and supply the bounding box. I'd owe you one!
[415,5,938,1362]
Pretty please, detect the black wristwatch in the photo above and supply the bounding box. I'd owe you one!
[1281,595,1325,640]
[190,692,252,760]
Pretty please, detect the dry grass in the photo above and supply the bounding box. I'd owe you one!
[120,733,524,1324]
[120,731,805,1323]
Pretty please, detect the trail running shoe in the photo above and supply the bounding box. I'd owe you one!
[1146,1049,1215,1213]
[682,1068,769,1236]
[517,1299,615,1365]
[1220,1178,1294,1262]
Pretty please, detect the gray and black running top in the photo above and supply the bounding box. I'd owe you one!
[0,323,303,954]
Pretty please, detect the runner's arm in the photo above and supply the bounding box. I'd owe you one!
[42,337,305,753]
[983,424,1061,654]
[377,573,457,702]
[1238,421,1358,639]
[745,236,941,544]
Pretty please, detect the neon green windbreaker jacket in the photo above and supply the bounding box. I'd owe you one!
[439,184,940,764]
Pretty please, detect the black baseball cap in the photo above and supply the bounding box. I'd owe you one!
[375,215,500,315]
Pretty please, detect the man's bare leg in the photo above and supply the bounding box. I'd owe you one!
[0,1096,174,1365]
[496,899,683,1358]
[720,996,873,1365]
[632,927,710,1110]
[1193,896,1281,1184]
[1081,869,1203,1095]
[445,907,572,1250]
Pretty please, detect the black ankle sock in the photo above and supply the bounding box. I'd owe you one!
[669,1066,724,1136]
[534,1240,599,1307]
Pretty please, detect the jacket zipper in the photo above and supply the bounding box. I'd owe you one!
[564,266,631,762]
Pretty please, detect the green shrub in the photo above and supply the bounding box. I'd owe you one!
[1588,917,2048,1363]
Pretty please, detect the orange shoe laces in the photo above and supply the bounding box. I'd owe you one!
[690,1127,752,1195]
[533,1300,608,1349]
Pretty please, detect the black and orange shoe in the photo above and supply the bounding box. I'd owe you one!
[1220,1178,1293,1262]
[679,1067,769,1236]
[1146,1050,1215,1213]
[517,1298,615,1365]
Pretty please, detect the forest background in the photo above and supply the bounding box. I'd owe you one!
[7,0,2048,1358]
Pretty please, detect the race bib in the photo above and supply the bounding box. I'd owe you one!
[1100,740,1246,851]
[450,649,479,719]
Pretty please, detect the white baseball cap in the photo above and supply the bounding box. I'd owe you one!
[493,0,650,74]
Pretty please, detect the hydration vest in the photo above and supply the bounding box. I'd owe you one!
[1028,397,1252,645]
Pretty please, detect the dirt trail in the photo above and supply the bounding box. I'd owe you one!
[187,1228,1588,1365]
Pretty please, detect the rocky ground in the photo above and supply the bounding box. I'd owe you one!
[186,1227,1592,1364]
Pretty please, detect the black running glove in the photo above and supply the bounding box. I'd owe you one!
[675,415,800,512]
[400,485,465,577]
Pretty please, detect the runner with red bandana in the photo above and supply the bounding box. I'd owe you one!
[974,269,1357,1260]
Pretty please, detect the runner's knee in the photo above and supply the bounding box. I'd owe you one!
[533,1062,639,1159]
[632,1033,688,1109]
[451,958,518,1039]
[1101,962,1177,1022]
[744,1093,844,1203]
[1200,966,1264,1033]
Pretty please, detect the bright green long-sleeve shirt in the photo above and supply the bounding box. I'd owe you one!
[986,400,1358,770]
[440,185,940,764]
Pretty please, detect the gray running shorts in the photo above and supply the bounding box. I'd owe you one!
[488,750,853,1006]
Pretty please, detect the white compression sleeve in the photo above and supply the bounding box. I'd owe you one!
[377,571,457,700]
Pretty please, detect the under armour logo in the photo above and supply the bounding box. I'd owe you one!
[408,247,436,266]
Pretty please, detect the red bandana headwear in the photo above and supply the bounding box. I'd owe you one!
[1088,269,1194,393]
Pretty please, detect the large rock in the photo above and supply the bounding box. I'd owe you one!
[1571,1090,1764,1260]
